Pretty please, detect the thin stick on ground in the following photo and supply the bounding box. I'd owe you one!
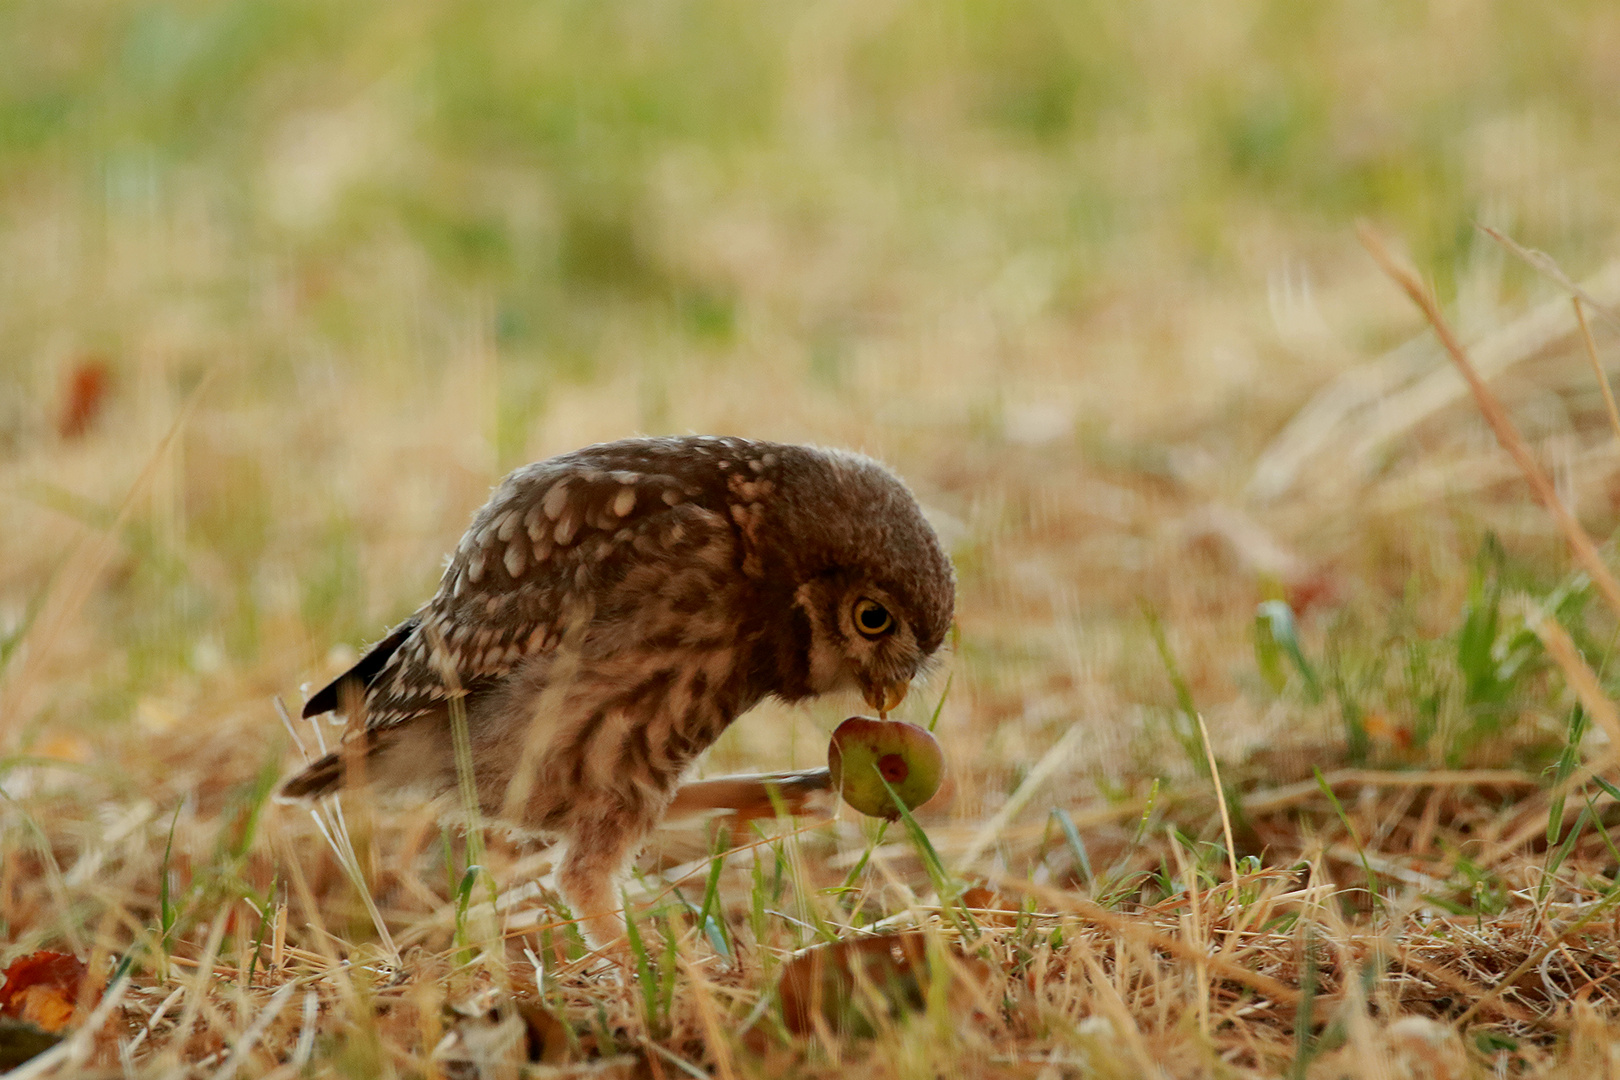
[1572,297,1620,446]
[1359,223,1620,621]
[1195,711,1240,888]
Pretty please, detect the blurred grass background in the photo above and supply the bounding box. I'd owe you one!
[9,3,1620,1072]
[3,0,1620,853]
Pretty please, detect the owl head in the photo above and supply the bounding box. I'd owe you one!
[761,445,956,714]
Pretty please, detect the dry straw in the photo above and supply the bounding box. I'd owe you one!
[1359,223,1620,620]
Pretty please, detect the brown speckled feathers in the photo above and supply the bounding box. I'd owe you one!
[281,435,955,943]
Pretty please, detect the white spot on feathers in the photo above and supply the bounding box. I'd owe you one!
[543,482,571,521]
[612,486,637,517]
[505,540,527,578]
[554,509,581,546]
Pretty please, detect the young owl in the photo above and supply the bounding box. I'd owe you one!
[280,435,955,945]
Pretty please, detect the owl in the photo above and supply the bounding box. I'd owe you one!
[280,435,956,945]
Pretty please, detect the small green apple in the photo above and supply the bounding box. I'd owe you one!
[828,716,945,819]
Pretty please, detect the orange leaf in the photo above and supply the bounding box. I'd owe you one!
[0,952,90,1035]
[56,359,113,440]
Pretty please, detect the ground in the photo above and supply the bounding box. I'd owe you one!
[4,1,1620,1076]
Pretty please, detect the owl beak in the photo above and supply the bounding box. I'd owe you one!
[864,680,909,717]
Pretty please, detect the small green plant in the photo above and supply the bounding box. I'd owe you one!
[695,828,734,959]
[1315,767,1383,917]
[1144,605,1210,777]
[1051,806,1094,890]
[878,773,978,939]
[1254,600,1322,701]
[452,863,482,966]
[1319,538,1600,770]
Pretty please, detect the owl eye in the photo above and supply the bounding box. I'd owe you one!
[852,598,894,639]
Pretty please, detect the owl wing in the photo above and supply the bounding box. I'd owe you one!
[300,442,746,736]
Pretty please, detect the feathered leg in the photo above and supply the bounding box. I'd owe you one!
[555,811,650,950]
[556,771,831,948]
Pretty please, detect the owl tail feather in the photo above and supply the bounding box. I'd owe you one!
[277,752,344,800]
[277,728,399,801]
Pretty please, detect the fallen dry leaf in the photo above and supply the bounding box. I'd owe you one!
[777,932,993,1039]
[0,951,91,1034]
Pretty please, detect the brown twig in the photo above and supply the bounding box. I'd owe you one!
[1572,297,1620,445]
[1359,223,1620,621]
[1478,223,1620,333]
[1518,596,1620,748]
[1196,711,1240,888]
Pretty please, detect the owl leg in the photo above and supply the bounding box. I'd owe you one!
[556,811,649,951]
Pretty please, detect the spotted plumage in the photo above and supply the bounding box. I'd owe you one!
[281,435,955,944]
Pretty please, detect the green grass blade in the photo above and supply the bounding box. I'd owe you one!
[1538,804,1591,906]
[878,770,979,938]
[160,801,182,946]
[927,672,953,733]
[1255,600,1322,701]
[1314,768,1383,916]
[622,891,659,1032]
[1548,706,1589,843]
[1144,604,1207,775]
[1051,807,1094,890]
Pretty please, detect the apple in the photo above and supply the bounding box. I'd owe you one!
[828,717,945,820]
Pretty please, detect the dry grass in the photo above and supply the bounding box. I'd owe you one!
[13,263,1620,1075]
[8,1,1620,1076]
